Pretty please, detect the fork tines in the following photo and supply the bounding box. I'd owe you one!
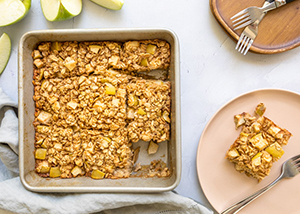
[235,34,253,55]
[291,154,300,164]
[231,10,252,30]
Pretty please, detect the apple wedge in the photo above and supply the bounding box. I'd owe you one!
[89,0,124,10]
[40,0,82,22]
[0,33,11,75]
[0,0,31,27]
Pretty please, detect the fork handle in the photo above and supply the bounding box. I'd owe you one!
[286,0,296,3]
[277,0,296,6]
[220,174,283,214]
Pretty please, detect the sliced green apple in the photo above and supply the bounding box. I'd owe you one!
[40,0,82,22]
[89,0,124,10]
[0,0,31,27]
[0,33,11,75]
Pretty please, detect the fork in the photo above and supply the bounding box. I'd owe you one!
[221,154,300,214]
[235,1,268,55]
[231,0,296,30]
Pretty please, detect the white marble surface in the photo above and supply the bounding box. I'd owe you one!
[1,0,300,213]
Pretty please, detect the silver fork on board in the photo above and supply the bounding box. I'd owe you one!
[231,0,296,30]
[221,154,300,214]
[235,1,269,55]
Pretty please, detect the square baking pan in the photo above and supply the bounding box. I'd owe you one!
[18,28,181,192]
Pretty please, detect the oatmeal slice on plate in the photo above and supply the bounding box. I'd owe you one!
[226,103,292,182]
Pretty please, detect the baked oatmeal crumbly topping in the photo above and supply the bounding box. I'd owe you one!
[126,78,171,143]
[32,40,170,81]
[226,103,292,182]
[32,40,172,179]
[122,39,171,72]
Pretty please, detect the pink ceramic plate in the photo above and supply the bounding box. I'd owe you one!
[197,89,300,214]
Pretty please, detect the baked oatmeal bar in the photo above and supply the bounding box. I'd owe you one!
[226,104,292,181]
[77,41,126,75]
[33,40,171,81]
[126,78,171,143]
[35,126,132,179]
[33,69,129,131]
[122,39,171,72]
[32,41,79,80]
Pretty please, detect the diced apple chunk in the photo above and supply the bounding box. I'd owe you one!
[255,103,266,116]
[64,57,77,71]
[162,111,170,123]
[251,122,261,133]
[133,147,140,163]
[51,42,62,51]
[108,55,119,66]
[127,41,139,48]
[36,161,50,173]
[67,101,78,110]
[267,125,281,137]
[252,152,262,166]
[128,94,139,106]
[148,141,159,154]
[78,75,87,84]
[140,58,148,66]
[266,142,284,159]
[52,101,60,112]
[89,45,101,53]
[37,111,52,125]
[239,132,249,142]
[71,166,83,177]
[227,148,240,158]
[40,165,50,173]
[127,108,135,119]
[234,114,245,129]
[91,169,105,179]
[103,136,112,143]
[146,44,157,54]
[36,138,44,145]
[50,167,61,178]
[34,59,44,68]
[33,50,42,59]
[137,108,146,115]
[35,148,47,160]
[105,83,116,95]
[249,133,269,150]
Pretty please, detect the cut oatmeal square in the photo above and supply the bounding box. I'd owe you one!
[122,39,171,72]
[33,69,130,131]
[77,41,126,76]
[226,104,292,181]
[126,78,171,143]
[35,126,132,179]
[33,41,79,80]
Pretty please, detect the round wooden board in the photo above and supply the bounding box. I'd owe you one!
[210,0,300,54]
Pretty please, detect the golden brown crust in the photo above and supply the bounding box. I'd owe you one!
[226,104,292,182]
[32,40,171,179]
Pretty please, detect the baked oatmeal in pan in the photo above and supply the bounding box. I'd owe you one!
[32,40,171,179]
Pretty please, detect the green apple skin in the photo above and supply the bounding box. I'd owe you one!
[41,0,82,22]
[89,0,124,10]
[0,33,11,75]
[0,0,31,27]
